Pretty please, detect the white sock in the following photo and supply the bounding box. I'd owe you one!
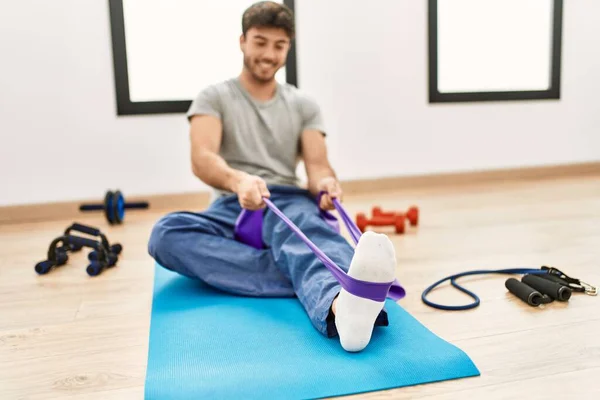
[334,231,397,352]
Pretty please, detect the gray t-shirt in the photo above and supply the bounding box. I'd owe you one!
[186,77,326,200]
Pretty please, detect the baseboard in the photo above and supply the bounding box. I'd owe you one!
[340,161,600,194]
[0,191,211,225]
[1,161,599,225]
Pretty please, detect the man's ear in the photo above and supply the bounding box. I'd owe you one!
[239,34,246,51]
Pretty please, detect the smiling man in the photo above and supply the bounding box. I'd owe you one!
[148,1,397,352]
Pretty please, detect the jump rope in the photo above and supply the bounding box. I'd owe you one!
[234,193,597,310]
[421,266,596,310]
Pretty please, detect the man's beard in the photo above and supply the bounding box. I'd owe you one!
[244,55,280,83]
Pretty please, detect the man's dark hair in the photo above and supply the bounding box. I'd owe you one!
[242,1,295,39]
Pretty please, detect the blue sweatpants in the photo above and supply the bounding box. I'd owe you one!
[147,185,388,337]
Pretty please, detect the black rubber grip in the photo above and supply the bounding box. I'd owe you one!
[67,235,99,250]
[87,261,106,276]
[505,278,544,306]
[55,251,68,265]
[69,223,101,236]
[106,253,118,266]
[522,274,572,301]
[110,244,123,254]
[88,251,112,262]
[35,260,55,275]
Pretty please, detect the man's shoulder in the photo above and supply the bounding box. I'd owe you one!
[279,83,318,107]
[279,82,307,97]
[197,78,239,97]
[187,78,242,120]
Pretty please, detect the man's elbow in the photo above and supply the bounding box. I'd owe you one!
[191,162,202,179]
[191,150,208,180]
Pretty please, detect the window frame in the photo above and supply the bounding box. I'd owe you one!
[428,0,563,103]
[108,0,298,115]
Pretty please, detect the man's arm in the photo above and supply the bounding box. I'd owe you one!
[301,129,342,209]
[189,115,269,209]
[301,129,336,194]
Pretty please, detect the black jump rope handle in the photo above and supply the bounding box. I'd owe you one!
[522,274,572,302]
[505,278,551,306]
[506,275,573,306]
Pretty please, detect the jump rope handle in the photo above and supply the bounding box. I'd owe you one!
[505,278,553,306]
[522,274,572,302]
[505,273,575,307]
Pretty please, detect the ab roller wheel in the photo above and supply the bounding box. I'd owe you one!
[79,190,149,224]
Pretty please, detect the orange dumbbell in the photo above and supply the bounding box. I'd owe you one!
[372,206,419,226]
[356,212,406,234]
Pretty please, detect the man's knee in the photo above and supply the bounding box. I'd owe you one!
[148,210,230,258]
[148,212,202,259]
[148,213,178,260]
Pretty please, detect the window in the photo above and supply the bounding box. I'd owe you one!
[108,0,297,115]
[428,0,563,103]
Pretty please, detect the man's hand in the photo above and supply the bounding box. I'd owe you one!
[317,176,343,210]
[234,173,271,210]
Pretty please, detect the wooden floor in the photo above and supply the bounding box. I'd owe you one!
[1,174,599,399]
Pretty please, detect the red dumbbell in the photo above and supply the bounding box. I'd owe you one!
[371,206,395,218]
[356,212,405,234]
[372,206,419,226]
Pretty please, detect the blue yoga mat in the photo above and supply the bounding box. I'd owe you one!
[145,264,480,399]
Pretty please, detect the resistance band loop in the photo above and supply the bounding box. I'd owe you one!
[261,197,405,302]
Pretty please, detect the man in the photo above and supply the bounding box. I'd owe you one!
[148,1,397,352]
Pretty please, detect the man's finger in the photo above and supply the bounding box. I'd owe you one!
[327,181,341,198]
[250,185,262,208]
[319,196,327,210]
[319,195,332,210]
[257,180,270,198]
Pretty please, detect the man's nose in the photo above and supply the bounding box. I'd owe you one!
[262,47,276,61]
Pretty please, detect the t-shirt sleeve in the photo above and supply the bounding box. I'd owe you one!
[186,85,222,122]
[300,94,327,136]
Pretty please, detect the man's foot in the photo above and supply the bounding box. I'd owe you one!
[333,231,396,352]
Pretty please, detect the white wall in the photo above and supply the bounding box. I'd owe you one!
[1,0,599,206]
[295,0,600,181]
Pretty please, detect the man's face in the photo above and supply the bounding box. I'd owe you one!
[240,27,290,83]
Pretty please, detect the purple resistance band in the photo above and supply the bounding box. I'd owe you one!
[234,193,406,302]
